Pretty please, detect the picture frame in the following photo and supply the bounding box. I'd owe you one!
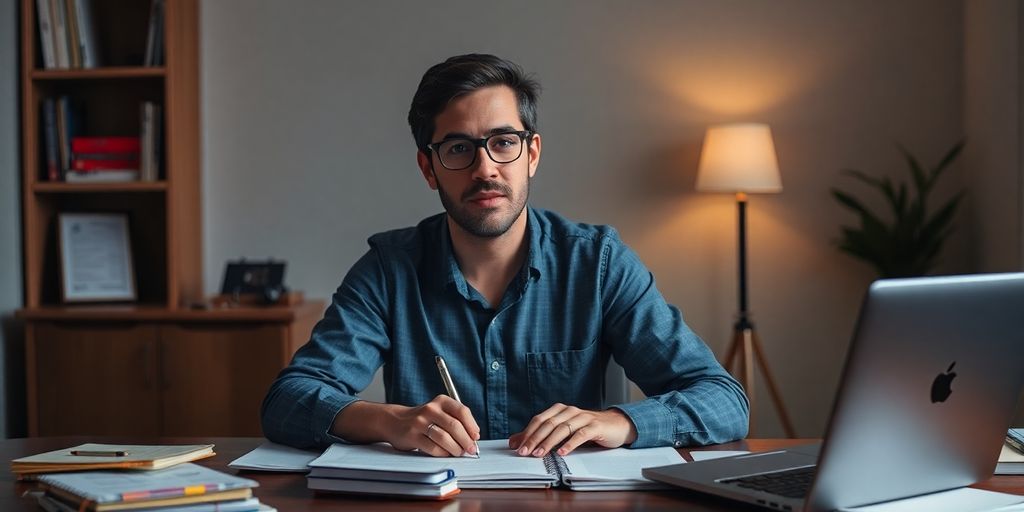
[58,212,137,302]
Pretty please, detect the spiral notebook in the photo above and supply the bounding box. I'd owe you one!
[308,439,683,490]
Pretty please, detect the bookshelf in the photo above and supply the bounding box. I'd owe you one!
[20,0,199,310]
[17,0,323,437]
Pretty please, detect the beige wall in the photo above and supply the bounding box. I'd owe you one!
[201,0,969,437]
[964,0,1024,422]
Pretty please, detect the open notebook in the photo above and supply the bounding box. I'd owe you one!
[308,439,683,490]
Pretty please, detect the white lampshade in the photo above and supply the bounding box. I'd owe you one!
[696,123,783,193]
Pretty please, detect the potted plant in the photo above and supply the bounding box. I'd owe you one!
[831,141,965,278]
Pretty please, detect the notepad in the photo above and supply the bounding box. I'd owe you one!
[37,463,258,511]
[308,439,683,490]
[12,444,215,476]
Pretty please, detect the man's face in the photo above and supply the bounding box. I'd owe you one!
[416,85,541,238]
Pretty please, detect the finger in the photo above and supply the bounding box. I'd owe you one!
[515,403,568,455]
[519,406,578,457]
[535,415,584,457]
[557,423,595,456]
[427,396,478,455]
[423,421,465,457]
[508,432,523,450]
[438,397,482,441]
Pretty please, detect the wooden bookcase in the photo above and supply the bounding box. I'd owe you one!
[20,0,200,309]
[16,0,322,437]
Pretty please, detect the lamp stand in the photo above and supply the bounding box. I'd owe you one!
[720,193,797,438]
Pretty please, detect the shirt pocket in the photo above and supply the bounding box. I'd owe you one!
[525,338,605,415]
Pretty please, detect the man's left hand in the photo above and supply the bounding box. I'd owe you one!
[508,403,638,457]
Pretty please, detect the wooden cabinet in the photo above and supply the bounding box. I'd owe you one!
[23,302,324,437]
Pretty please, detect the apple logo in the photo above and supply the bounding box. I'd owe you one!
[931,362,957,403]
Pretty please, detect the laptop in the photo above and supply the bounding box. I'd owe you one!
[644,273,1024,511]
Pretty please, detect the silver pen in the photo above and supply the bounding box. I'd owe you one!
[435,355,481,458]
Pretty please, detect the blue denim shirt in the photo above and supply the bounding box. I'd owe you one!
[261,208,748,449]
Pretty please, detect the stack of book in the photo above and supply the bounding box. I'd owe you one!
[68,136,141,183]
[13,444,275,511]
[307,465,459,500]
[35,0,100,69]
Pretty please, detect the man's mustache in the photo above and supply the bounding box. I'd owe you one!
[462,181,513,201]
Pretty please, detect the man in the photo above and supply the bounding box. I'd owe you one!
[261,54,749,458]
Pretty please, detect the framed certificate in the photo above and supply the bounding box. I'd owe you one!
[58,213,137,302]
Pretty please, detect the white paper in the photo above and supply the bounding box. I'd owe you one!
[561,445,683,489]
[689,450,751,462]
[840,487,1024,512]
[228,442,321,472]
[309,439,554,484]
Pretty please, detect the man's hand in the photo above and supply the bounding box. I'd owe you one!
[332,396,480,457]
[508,403,638,457]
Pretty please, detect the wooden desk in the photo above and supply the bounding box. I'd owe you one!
[4,438,1023,511]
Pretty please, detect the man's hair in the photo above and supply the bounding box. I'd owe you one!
[408,54,540,152]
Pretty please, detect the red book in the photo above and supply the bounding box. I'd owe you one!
[71,136,141,154]
[72,158,141,171]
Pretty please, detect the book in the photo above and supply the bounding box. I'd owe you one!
[37,493,271,512]
[143,0,164,67]
[65,170,140,183]
[308,474,460,499]
[308,439,684,490]
[50,0,69,68]
[1007,428,1024,454]
[35,0,56,69]
[308,466,454,484]
[12,443,215,475]
[72,158,141,171]
[997,441,1024,475]
[42,98,59,181]
[71,0,99,68]
[37,463,257,511]
[72,136,141,154]
[64,0,80,67]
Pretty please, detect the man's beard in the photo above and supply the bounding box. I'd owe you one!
[436,177,529,238]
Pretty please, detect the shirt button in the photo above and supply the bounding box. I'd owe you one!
[491,360,500,371]
[674,441,683,448]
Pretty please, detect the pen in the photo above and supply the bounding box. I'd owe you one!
[435,355,480,458]
[70,450,129,457]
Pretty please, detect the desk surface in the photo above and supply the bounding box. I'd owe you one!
[4,437,1023,511]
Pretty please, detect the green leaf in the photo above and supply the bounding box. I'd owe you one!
[832,140,965,278]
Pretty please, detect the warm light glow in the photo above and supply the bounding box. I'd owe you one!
[696,123,782,193]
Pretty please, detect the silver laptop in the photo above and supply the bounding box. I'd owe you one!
[644,273,1024,511]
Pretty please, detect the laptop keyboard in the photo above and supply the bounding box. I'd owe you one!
[719,465,816,499]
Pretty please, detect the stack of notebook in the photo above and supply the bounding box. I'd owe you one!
[12,444,275,511]
[307,465,460,499]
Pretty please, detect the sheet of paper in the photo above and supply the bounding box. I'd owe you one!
[228,442,320,472]
[689,450,751,462]
[309,439,554,482]
[840,487,1024,512]
[562,445,683,482]
[1000,444,1024,463]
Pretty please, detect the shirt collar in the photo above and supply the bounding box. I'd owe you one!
[436,208,544,297]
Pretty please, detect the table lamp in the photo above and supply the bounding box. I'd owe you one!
[696,123,795,437]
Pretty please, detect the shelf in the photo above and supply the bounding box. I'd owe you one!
[16,302,324,323]
[30,67,166,80]
[33,181,168,193]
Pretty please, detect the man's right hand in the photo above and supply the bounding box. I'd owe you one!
[331,396,480,457]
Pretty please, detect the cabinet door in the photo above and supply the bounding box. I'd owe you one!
[32,323,161,436]
[159,324,288,436]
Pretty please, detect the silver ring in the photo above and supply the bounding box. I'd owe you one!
[425,423,437,436]
[563,422,575,436]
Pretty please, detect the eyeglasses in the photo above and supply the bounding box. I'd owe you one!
[426,131,532,171]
